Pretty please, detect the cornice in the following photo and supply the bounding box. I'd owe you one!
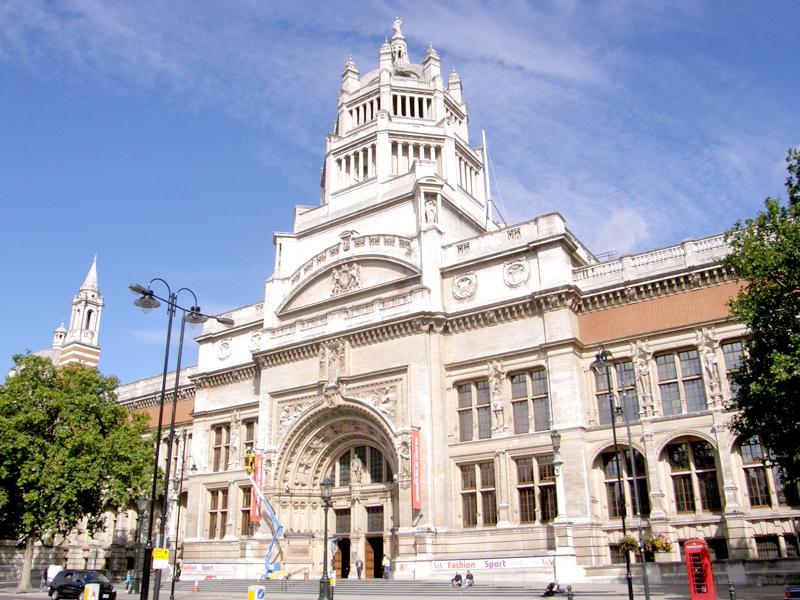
[192,364,258,390]
[120,386,195,413]
[575,265,734,315]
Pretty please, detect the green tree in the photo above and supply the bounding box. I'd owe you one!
[725,149,800,485]
[0,354,154,589]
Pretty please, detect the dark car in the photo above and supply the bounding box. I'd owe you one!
[786,587,800,599]
[49,570,116,600]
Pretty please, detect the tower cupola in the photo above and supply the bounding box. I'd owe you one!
[60,255,104,367]
[390,16,409,71]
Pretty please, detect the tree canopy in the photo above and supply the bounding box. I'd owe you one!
[725,149,800,484]
[0,354,154,588]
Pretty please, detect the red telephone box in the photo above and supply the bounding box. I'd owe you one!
[684,538,716,600]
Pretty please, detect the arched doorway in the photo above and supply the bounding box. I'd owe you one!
[274,402,398,579]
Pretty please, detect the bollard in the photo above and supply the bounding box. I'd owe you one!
[567,584,574,600]
[728,579,736,600]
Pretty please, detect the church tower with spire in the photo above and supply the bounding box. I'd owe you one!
[59,256,103,368]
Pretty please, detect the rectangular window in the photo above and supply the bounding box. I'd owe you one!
[697,471,722,511]
[785,535,799,558]
[462,492,478,527]
[707,538,729,560]
[476,381,492,439]
[339,452,351,487]
[657,350,708,415]
[595,361,639,425]
[722,340,744,397]
[480,462,497,525]
[212,425,230,473]
[745,467,771,507]
[366,506,384,533]
[538,456,557,522]
[610,545,626,564]
[243,420,256,454]
[335,509,351,535]
[673,475,695,513]
[457,383,474,442]
[756,536,780,559]
[513,401,529,434]
[240,487,254,537]
[208,489,228,539]
[517,458,535,522]
[510,370,550,433]
[370,447,384,483]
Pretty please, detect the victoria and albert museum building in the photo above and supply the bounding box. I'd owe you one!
[23,21,799,585]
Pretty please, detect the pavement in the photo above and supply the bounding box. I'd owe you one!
[0,581,792,600]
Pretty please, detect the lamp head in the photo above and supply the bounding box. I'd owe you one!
[590,346,613,372]
[185,306,208,328]
[137,496,149,513]
[132,285,161,314]
[550,429,561,452]
[216,316,235,327]
[320,477,333,501]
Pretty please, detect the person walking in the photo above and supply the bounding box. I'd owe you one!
[355,557,363,579]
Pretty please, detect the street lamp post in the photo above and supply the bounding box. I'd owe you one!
[590,348,634,600]
[619,393,651,600]
[131,496,149,595]
[129,280,233,600]
[318,478,333,600]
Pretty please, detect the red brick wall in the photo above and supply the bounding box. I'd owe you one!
[578,282,741,345]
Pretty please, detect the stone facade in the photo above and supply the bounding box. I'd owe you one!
[81,21,800,585]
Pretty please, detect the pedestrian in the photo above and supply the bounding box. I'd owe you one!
[382,555,391,579]
[355,557,363,579]
[125,571,131,591]
[463,570,474,588]
[450,571,462,587]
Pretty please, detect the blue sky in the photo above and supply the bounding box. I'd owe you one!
[1,1,798,385]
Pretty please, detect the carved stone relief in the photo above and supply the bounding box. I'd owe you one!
[229,410,241,469]
[503,258,529,288]
[346,383,398,423]
[248,331,262,353]
[331,262,361,296]
[217,338,232,361]
[452,272,477,300]
[278,400,317,442]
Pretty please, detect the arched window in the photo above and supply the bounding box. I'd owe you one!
[740,436,799,508]
[332,445,392,487]
[593,360,639,425]
[666,440,721,513]
[85,309,93,330]
[600,449,649,519]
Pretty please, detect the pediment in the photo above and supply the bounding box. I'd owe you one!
[277,256,421,317]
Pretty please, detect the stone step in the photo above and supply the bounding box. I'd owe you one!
[172,578,540,596]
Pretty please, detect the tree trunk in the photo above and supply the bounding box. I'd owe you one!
[19,536,34,590]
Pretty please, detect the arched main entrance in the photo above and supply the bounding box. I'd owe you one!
[274,402,398,579]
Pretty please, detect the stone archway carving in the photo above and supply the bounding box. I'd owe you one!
[277,403,397,491]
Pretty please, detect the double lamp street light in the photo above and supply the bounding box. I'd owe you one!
[129,280,234,600]
[590,347,651,600]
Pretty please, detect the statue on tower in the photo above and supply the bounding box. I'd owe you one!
[392,16,403,38]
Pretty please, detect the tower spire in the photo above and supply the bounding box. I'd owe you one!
[60,256,104,368]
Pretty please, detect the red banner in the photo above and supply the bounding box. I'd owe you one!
[411,429,421,511]
[251,454,262,522]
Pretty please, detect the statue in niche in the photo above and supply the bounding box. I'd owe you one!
[703,347,720,390]
[636,359,651,398]
[229,410,241,467]
[351,455,363,484]
[488,361,505,428]
[425,198,437,223]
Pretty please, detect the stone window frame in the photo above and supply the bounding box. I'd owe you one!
[331,445,392,487]
[514,454,557,524]
[458,459,497,528]
[665,439,722,515]
[655,349,708,416]
[456,380,492,442]
[509,369,551,434]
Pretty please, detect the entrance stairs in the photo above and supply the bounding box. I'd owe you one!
[172,578,541,596]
